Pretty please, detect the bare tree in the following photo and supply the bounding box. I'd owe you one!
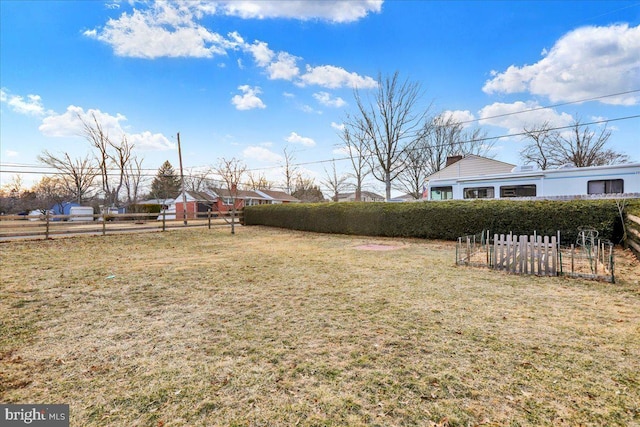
[214,157,247,234]
[519,122,555,170]
[339,120,371,201]
[0,175,26,214]
[80,113,135,207]
[111,135,134,205]
[419,113,493,174]
[321,160,350,202]
[552,119,628,167]
[31,176,69,213]
[123,156,145,207]
[292,175,324,202]
[38,151,98,204]
[395,113,493,198]
[352,71,427,200]
[246,171,273,190]
[183,167,213,192]
[395,140,431,199]
[520,118,628,169]
[281,147,298,194]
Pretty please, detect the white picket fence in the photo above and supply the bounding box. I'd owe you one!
[492,234,558,276]
[456,231,615,282]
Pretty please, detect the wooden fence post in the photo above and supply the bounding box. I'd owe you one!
[102,212,106,236]
[162,209,166,232]
[208,209,212,230]
[521,235,528,274]
[45,211,50,239]
[551,235,557,276]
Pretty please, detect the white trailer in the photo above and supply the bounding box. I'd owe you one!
[69,206,94,221]
[427,163,640,201]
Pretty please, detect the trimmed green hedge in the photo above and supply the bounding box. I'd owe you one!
[244,199,639,244]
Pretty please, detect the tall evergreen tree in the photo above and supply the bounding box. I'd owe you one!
[151,161,181,201]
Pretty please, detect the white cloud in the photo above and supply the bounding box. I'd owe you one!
[0,89,51,116]
[127,131,175,151]
[84,4,238,59]
[440,110,475,126]
[243,145,283,163]
[285,131,316,147]
[478,101,574,135]
[38,105,174,150]
[5,150,19,158]
[39,105,127,137]
[231,85,266,110]
[483,24,640,105]
[300,104,322,114]
[314,91,346,108]
[215,0,383,23]
[332,146,350,156]
[331,122,345,131]
[267,52,300,80]
[299,65,378,89]
[246,40,274,66]
[85,1,378,95]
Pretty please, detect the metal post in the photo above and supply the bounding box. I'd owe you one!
[177,132,187,226]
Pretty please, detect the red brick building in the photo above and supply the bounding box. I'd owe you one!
[172,188,299,219]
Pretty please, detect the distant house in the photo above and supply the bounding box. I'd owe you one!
[336,191,385,202]
[389,193,419,202]
[173,188,299,219]
[254,189,300,204]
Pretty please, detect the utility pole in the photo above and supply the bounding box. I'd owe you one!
[177,132,187,226]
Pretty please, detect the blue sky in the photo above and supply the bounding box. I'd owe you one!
[1,0,639,195]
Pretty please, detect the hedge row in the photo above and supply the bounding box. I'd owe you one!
[244,199,640,245]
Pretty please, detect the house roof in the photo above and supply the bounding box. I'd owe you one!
[426,154,516,181]
[177,187,300,202]
[255,189,300,202]
[183,190,217,202]
[337,191,385,200]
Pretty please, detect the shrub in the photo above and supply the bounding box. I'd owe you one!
[244,200,631,244]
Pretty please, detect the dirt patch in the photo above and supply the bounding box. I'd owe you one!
[354,244,403,251]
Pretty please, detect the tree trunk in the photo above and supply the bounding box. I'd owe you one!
[385,171,392,201]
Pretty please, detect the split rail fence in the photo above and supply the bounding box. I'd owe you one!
[0,210,243,241]
[456,230,615,283]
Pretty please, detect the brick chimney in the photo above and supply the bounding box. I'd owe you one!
[445,155,463,167]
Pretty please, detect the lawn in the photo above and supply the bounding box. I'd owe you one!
[1,226,639,426]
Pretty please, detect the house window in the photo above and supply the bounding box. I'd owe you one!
[223,197,234,205]
[430,186,453,200]
[464,187,494,199]
[500,185,536,198]
[587,179,623,194]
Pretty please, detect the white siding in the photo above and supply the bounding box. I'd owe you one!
[426,155,516,180]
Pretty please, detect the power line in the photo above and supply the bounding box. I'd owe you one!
[458,89,640,126]
[3,113,638,179]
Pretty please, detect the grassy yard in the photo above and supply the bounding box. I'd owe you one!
[1,226,639,426]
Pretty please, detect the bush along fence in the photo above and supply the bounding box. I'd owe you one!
[456,229,615,283]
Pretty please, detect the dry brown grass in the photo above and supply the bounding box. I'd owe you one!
[1,226,639,426]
